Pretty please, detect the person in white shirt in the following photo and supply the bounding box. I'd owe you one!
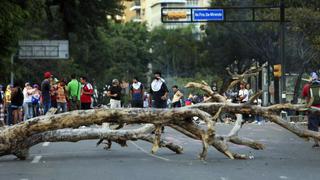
[238,82,249,103]
[22,82,34,121]
[236,82,249,124]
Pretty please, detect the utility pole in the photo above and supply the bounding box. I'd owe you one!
[280,0,286,103]
[10,54,14,85]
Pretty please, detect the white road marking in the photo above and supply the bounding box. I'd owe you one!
[42,142,50,147]
[279,176,288,179]
[130,142,170,162]
[31,155,42,163]
[220,177,228,180]
[20,179,29,180]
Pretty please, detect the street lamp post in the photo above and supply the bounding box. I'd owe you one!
[280,0,286,103]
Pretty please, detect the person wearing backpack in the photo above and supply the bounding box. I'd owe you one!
[302,72,320,148]
[80,76,94,110]
[31,84,41,117]
[67,74,81,111]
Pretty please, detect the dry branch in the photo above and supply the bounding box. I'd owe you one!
[185,82,227,103]
[0,108,212,159]
[28,124,183,155]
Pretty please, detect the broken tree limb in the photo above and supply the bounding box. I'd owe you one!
[225,62,267,90]
[27,124,183,155]
[247,90,263,104]
[185,82,227,103]
[0,108,213,159]
[189,102,320,142]
[151,125,162,154]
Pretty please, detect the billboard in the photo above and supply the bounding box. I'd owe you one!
[18,40,69,59]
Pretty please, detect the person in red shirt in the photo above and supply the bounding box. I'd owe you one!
[302,72,320,148]
[80,76,94,110]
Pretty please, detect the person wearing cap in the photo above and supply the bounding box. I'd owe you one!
[106,79,122,108]
[67,74,81,111]
[302,72,320,148]
[41,72,52,114]
[22,82,34,121]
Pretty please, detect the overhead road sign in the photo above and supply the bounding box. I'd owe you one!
[18,40,69,60]
[161,6,290,23]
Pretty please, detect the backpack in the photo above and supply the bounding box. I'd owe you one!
[32,94,40,104]
[0,91,3,104]
[309,82,320,105]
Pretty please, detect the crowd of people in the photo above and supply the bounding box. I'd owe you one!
[0,72,95,126]
[0,69,262,127]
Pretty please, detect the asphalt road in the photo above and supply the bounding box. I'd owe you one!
[0,123,319,180]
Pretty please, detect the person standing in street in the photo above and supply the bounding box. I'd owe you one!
[4,85,13,125]
[237,82,249,124]
[31,84,41,117]
[67,74,81,111]
[0,85,5,126]
[130,77,144,108]
[56,79,68,113]
[149,72,168,133]
[106,79,122,108]
[22,82,34,121]
[302,72,320,148]
[149,72,168,109]
[172,85,183,108]
[41,72,52,114]
[238,82,249,103]
[11,85,24,124]
[50,76,58,108]
[80,76,94,110]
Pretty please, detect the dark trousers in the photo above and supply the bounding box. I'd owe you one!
[172,101,181,108]
[81,103,91,110]
[6,104,12,125]
[70,100,80,111]
[308,113,320,132]
[131,100,143,108]
[152,100,167,109]
[43,101,51,115]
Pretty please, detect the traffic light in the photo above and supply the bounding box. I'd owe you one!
[167,11,187,19]
[273,64,282,78]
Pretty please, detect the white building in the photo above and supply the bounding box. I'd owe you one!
[125,0,211,30]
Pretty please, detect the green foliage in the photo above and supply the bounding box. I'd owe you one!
[149,26,203,77]
[1,0,320,95]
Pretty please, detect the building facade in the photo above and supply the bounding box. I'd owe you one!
[123,0,211,30]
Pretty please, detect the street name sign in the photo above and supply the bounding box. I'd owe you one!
[192,9,224,22]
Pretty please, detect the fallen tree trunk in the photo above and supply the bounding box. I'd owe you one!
[0,99,319,161]
[0,108,211,159]
[27,124,183,156]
